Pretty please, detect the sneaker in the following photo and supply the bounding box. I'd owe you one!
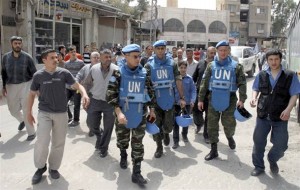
[49,169,60,179]
[27,133,36,141]
[18,122,25,131]
[32,165,47,184]
[69,121,79,127]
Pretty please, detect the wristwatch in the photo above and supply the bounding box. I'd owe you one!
[180,96,185,101]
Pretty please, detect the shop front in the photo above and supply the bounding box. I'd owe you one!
[35,0,92,63]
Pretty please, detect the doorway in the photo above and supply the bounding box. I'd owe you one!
[72,25,81,53]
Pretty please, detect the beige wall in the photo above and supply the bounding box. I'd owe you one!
[156,7,229,47]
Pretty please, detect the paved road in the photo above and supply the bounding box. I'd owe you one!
[0,67,299,190]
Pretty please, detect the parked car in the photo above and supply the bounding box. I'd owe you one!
[230,46,257,77]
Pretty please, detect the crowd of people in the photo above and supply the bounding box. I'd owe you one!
[1,36,299,186]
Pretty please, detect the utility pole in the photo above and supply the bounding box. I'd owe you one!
[149,0,157,43]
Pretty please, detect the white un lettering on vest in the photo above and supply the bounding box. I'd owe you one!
[214,69,231,80]
[128,81,141,92]
[156,69,168,79]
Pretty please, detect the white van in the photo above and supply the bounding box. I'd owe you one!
[230,46,257,77]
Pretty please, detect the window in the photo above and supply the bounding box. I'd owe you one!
[257,7,266,14]
[228,4,237,12]
[209,21,227,34]
[240,10,249,22]
[187,20,206,33]
[164,18,184,32]
[257,24,264,33]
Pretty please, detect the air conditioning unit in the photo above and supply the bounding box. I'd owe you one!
[16,0,25,21]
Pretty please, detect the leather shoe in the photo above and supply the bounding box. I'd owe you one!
[49,169,60,179]
[18,122,25,131]
[88,130,94,137]
[27,134,36,141]
[32,165,47,184]
[251,168,264,176]
[99,150,108,158]
[268,158,279,174]
[154,147,163,158]
[172,142,179,149]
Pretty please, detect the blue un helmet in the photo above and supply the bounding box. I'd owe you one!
[234,106,252,122]
[146,122,160,134]
[175,109,193,127]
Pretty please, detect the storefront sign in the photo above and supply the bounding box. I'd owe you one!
[38,0,92,19]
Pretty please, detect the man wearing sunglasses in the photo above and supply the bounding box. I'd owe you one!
[1,36,37,141]
[144,40,186,158]
[106,44,156,186]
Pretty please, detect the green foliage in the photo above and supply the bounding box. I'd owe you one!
[272,0,297,36]
[106,0,149,19]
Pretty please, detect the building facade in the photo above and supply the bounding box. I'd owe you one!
[217,0,272,47]
[142,6,230,49]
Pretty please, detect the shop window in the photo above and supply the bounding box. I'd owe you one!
[35,20,53,64]
[55,22,71,49]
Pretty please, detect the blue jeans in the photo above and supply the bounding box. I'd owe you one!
[252,117,289,170]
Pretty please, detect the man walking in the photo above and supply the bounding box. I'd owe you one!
[250,49,300,176]
[198,40,247,161]
[1,36,37,140]
[106,44,156,185]
[144,40,186,158]
[27,49,89,184]
[64,46,85,127]
[76,51,100,137]
[83,49,118,157]
[193,46,216,143]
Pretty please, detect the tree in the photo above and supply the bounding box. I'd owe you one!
[106,0,149,19]
[272,0,297,36]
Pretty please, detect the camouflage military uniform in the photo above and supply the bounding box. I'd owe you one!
[198,62,247,144]
[106,67,156,164]
[144,58,182,154]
